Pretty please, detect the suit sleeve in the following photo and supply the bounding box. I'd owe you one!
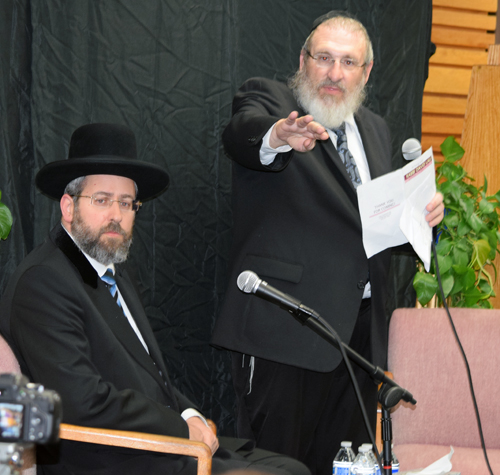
[222,78,296,172]
[9,264,191,439]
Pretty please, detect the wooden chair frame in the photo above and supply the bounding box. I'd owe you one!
[59,423,213,475]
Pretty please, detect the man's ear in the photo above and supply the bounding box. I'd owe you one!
[363,61,374,85]
[60,194,75,227]
[299,50,307,71]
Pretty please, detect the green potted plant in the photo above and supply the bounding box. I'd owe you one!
[0,190,13,241]
[413,136,500,308]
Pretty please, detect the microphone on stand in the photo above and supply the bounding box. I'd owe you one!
[237,270,319,321]
[402,138,422,161]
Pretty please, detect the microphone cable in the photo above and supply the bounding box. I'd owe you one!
[313,314,384,469]
[432,239,494,475]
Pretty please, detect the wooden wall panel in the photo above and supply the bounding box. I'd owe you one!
[422,95,467,115]
[422,0,497,162]
[424,66,472,95]
[430,46,488,67]
[433,8,496,30]
[460,64,500,308]
[433,0,497,11]
[431,26,495,49]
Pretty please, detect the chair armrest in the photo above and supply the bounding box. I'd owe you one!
[59,423,212,475]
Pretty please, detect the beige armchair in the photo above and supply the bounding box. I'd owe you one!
[387,308,500,475]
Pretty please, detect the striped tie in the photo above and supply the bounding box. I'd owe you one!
[101,269,122,309]
[332,122,362,188]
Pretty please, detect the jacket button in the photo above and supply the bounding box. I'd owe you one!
[357,281,365,290]
[248,136,257,143]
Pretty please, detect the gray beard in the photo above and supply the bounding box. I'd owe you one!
[71,209,133,265]
[289,68,367,129]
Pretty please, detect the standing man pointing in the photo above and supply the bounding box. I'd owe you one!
[212,11,444,475]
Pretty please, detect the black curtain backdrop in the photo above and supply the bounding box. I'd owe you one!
[0,0,432,435]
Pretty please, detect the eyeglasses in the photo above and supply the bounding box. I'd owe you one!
[305,49,366,71]
[72,193,142,212]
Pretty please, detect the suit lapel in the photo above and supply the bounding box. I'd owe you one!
[115,280,179,408]
[355,107,391,180]
[114,269,170,375]
[320,137,358,198]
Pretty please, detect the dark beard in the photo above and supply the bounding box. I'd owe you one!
[71,210,133,265]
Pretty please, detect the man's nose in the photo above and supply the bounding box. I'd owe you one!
[327,60,344,82]
[108,200,124,221]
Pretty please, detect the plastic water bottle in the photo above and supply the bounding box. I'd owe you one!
[361,444,380,475]
[333,441,356,474]
[350,445,376,474]
[390,444,400,473]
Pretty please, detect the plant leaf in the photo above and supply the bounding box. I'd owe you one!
[464,288,483,307]
[456,237,471,252]
[467,213,483,234]
[452,246,470,268]
[459,196,474,218]
[441,272,455,298]
[471,239,491,270]
[440,136,465,163]
[457,220,471,236]
[478,279,492,295]
[413,272,438,306]
[479,198,494,214]
[435,237,453,255]
[440,180,463,202]
[436,254,453,274]
[0,201,13,240]
[463,267,477,291]
[443,212,460,228]
[439,163,465,185]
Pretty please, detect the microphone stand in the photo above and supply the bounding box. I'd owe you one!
[291,305,416,475]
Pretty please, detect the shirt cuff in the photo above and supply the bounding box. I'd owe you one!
[260,124,293,165]
[181,408,209,427]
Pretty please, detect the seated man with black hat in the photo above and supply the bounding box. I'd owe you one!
[0,123,309,475]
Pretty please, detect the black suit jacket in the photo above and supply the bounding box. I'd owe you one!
[0,223,196,473]
[211,77,393,372]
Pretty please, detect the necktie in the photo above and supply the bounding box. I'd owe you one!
[101,269,122,310]
[101,272,167,387]
[332,123,362,188]
[101,269,152,355]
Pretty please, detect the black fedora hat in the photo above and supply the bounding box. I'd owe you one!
[35,123,170,201]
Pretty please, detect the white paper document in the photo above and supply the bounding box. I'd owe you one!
[406,446,454,475]
[357,148,436,271]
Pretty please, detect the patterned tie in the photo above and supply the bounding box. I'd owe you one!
[101,269,122,310]
[332,123,362,188]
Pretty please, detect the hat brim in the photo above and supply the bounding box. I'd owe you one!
[35,156,170,201]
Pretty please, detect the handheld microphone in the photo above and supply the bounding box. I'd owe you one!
[402,138,422,161]
[237,270,319,321]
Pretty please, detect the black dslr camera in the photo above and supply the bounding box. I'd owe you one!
[0,374,61,445]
